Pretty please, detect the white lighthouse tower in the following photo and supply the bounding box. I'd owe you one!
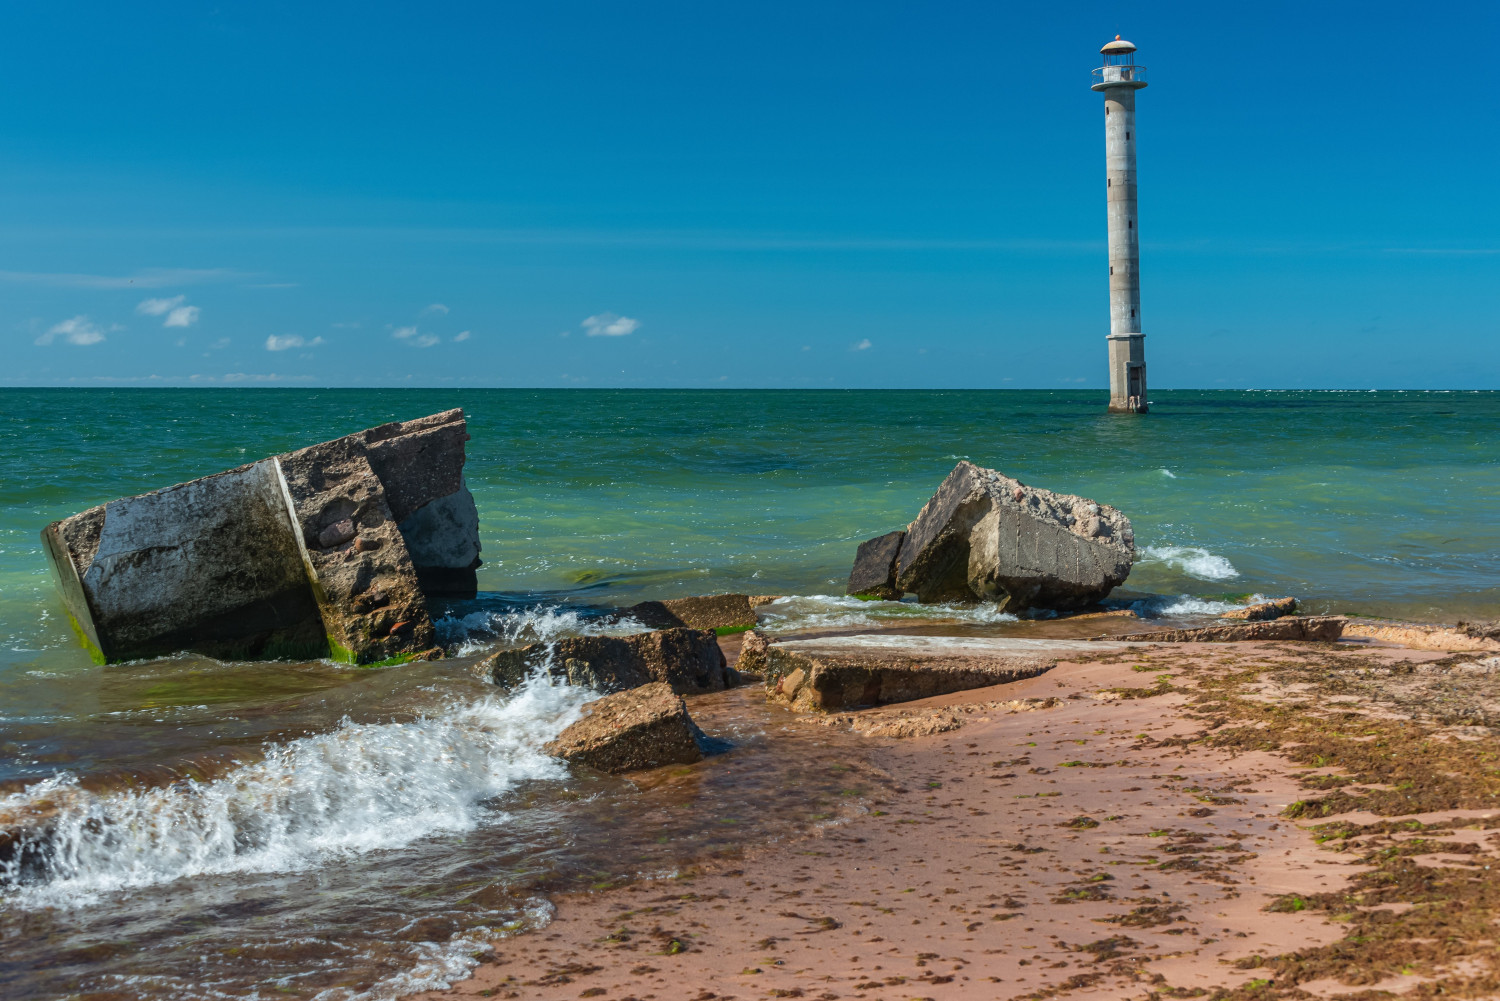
[1093,36,1148,414]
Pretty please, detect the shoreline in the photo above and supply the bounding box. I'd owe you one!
[409,634,1500,1000]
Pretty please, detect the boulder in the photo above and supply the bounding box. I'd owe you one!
[887,462,1134,610]
[472,627,731,694]
[543,683,707,774]
[761,635,1092,712]
[41,410,480,664]
[1127,616,1346,643]
[1221,597,1297,621]
[617,593,758,632]
[845,531,905,600]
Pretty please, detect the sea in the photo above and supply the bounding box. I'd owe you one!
[0,388,1496,999]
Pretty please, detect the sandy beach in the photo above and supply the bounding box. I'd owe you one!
[411,634,1500,1001]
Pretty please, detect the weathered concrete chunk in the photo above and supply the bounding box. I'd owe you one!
[761,635,1085,713]
[277,436,435,663]
[543,683,706,774]
[845,531,905,600]
[1221,597,1297,621]
[41,409,481,664]
[617,594,758,632]
[472,628,731,694]
[888,461,1133,610]
[1128,616,1346,643]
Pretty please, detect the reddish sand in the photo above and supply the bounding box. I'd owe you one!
[408,643,1450,1001]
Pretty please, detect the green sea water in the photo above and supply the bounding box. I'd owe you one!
[0,387,1497,1000]
[3,388,1497,674]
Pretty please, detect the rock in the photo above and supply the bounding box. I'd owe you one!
[617,593,758,632]
[543,683,706,774]
[1221,597,1297,621]
[845,531,905,599]
[1457,620,1500,643]
[41,410,481,664]
[736,629,770,677]
[748,595,782,608]
[760,634,1099,712]
[1126,616,1347,643]
[473,628,731,694]
[885,461,1134,610]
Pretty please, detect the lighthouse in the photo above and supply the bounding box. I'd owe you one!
[1093,36,1148,414]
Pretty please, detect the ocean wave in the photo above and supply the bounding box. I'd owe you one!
[1139,545,1239,581]
[434,604,646,656]
[756,594,1018,634]
[0,673,591,909]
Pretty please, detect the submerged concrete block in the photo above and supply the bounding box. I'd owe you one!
[42,410,481,664]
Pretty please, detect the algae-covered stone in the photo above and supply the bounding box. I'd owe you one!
[543,683,706,774]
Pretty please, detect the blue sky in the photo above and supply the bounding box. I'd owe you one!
[2,1,1496,389]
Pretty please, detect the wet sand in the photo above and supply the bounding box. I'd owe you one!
[411,637,1500,1001]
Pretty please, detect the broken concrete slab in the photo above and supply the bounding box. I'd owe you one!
[543,682,707,774]
[855,461,1134,610]
[472,627,732,694]
[1124,616,1347,643]
[42,409,480,664]
[845,530,905,600]
[761,634,1121,713]
[1343,619,1500,653]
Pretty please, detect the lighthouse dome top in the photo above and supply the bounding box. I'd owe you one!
[1100,37,1137,55]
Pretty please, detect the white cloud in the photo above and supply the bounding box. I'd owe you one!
[164,305,200,328]
[36,315,106,346]
[853,338,872,351]
[453,330,471,342]
[137,295,185,316]
[582,312,640,337]
[393,326,440,348]
[421,303,450,315]
[265,334,323,351]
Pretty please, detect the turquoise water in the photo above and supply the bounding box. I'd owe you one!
[4,389,1496,665]
[0,388,1497,999]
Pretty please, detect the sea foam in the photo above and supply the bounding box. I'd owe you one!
[0,674,591,908]
[1139,544,1240,581]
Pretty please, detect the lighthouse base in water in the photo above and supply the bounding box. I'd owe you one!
[1107,333,1148,414]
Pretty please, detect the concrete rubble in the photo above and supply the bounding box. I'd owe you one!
[846,461,1134,611]
[472,627,735,694]
[543,682,708,774]
[42,409,481,665]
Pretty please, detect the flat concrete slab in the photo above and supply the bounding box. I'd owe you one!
[764,633,1139,712]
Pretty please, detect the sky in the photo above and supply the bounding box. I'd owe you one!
[2,1,1497,389]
